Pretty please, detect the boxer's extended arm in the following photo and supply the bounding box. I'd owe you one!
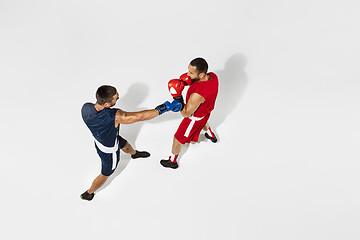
[115,109,159,125]
[180,93,205,118]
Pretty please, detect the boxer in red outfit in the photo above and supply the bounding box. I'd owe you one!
[161,57,219,169]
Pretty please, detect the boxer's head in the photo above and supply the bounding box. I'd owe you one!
[96,85,119,107]
[188,57,208,82]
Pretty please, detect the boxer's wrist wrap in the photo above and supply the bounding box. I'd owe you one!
[156,103,167,115]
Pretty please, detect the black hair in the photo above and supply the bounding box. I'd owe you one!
[96,85,117,105]
[190,57,208,74]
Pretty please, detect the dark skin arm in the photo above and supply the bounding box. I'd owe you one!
[115,109,159,125]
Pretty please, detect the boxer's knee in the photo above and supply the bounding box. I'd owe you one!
[173,136,181,145]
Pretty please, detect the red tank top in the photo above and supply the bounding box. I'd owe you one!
[186,72,219,118]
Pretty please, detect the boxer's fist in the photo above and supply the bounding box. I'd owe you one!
[173,95,184,110]
[168,79,185,98]
[180,73,193,86]
[156,100,183,115]
[156,101,172,115]
[170,100,183,112]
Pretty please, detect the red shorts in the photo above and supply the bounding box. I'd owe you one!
[174,114,210,144]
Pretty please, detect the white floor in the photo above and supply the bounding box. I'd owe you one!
[1,1,360,239]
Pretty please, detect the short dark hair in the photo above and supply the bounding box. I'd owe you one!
[190,57,208,74]
[96,85,117,105]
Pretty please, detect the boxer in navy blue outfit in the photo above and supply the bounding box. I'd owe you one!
[81,85,182,201]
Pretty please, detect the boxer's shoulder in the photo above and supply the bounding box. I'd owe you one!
[81,102,97,121]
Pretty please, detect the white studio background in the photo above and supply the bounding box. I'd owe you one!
[0,0,359,239]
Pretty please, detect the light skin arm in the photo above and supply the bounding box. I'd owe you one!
[180,93,205,118]
[115,109,159,125]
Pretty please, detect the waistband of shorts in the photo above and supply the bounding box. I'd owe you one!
[188,115,205,121]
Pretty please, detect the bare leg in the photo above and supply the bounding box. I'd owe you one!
[160,137,182,169]
[202,122,210,131]
[121,141,136,155]
[88,174,109,194]
[172,137,182,155]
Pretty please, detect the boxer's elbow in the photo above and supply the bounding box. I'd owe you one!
[180,111,187,118]
[181,108,192,118]
[181,112,190,118]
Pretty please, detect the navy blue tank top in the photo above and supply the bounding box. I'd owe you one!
[81,103,119,147]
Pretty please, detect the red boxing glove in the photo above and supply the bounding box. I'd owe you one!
[168,79,185,98]
[179,73,193,86]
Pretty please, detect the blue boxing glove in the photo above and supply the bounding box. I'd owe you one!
[170,100,183,112]
[156,101,173,115]
[156,100,183,114]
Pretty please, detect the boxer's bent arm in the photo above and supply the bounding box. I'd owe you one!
[180,93,205,118]
[115,109,159,125]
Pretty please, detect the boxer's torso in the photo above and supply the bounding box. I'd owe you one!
[186,72,219,118]
[81,103,119,148]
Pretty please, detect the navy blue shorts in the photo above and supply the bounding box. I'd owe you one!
[95,136,127,176]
